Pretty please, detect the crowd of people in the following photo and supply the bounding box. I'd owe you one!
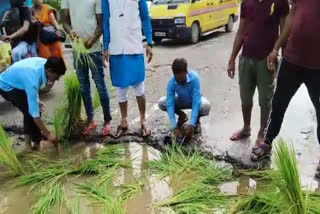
[0,0,319,178]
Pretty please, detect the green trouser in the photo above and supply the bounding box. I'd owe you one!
[239,55,275,108]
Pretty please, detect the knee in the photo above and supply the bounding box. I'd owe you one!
[158,97,167,111]
[116,88,129,103]
[134,83,145,97]
[200,97,211,116]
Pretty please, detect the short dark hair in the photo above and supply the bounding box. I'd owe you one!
[45,57,67,76]
[172,58,187,74]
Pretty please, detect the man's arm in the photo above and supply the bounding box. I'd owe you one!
[85,14,103,49]
[62,9,73,35]
[166,80,177,129]
[189,77,201,127]
[267,4,296,70]
[9,20,30,40]
[227,18,248,79]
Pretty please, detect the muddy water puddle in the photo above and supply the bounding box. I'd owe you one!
[1,142,319,214]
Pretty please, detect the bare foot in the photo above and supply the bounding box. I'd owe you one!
[141,120,151,138]
[230,128,251,141]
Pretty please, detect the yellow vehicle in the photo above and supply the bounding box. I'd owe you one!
[149,0,239,43]
[0,41,11,73]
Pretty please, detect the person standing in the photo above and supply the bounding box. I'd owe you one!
[253,0,320,179]
[62,0,112,136]
[227,0,289,146]
[102,0,153,138]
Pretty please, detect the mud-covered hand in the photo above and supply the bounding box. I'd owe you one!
[227,60,236,79]
[39,101,46,113]
[185,125,194,141]
[173,128,183,139]
[146,46,153,63]
[48,132,57,143]
[267,50,278,72]
[103,50,109,68]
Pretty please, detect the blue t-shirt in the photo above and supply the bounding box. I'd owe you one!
[0,58,48,118]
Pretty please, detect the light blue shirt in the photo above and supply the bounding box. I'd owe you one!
[0,58,48,118]
[102,0,153,51]
[166,71,201,128]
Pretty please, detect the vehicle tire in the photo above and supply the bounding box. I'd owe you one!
[225,16,234,33]
[190,22,200,44]
[153,37,162,44]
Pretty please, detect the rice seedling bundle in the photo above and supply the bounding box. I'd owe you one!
[230,139,320,214]
[53,72,83,144]
[0,125,23,176]
[30,182,64,214]
[155,181,232,214]
[72,38,96,71]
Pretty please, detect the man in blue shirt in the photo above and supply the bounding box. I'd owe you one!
[0,57,66,151]
[158,58,211,141]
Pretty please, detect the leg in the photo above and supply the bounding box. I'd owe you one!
[158,96,188,127]
[304,69,320,144]
[256,58,275,145]
[231,56,256,141]
[0,89,42,149]
[134,82,151,137]
[251,59,303,161]
[91,52,112,136]
[75,64,94,122]
[115,87,129,138]
[11,41,29,63]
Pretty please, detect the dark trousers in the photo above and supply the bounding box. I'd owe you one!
[265,58,320,144]
[0,88,42,144]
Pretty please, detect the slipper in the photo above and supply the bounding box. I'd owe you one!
[230,130,251,141]
[101,123,111,137]
[250,143,272,162]
[82,121,97,136]
[141,125,151,138]
[115,125,128,139]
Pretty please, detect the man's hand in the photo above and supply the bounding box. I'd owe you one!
[84,37,95,50]
[227,60,236,79]
[70,31,78,41]
[47,132,57,143]
[103,50,109,67]
[185,125,194,141]
[39,101,46,113]
[173,128,183,139]
[1,35,11,42]
[146,46,153,63]
[267,50,278,72]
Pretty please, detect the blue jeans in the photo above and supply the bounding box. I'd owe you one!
[74,52,112,123]
[11,41,38,63]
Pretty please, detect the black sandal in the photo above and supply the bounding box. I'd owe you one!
[115,125,128,139]
[250,143,272,162]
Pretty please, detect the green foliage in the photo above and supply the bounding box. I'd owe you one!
[0,125,23,176]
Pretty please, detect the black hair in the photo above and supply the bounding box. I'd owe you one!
[45,57,67,76]
[10,0,26,8]
[172,58,188,74]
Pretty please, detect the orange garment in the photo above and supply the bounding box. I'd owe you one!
[35,4,63,59]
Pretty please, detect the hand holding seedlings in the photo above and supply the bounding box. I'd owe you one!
[84,37,95,50]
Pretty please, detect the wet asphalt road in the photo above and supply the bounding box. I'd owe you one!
[0,22,319,188]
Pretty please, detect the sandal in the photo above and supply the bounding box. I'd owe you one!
[230,130,251,141]
[115,125,128,139]
[82,121,97,136]
[250,143,272,162]
[101,123,111,137]
[141,125,151,138]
